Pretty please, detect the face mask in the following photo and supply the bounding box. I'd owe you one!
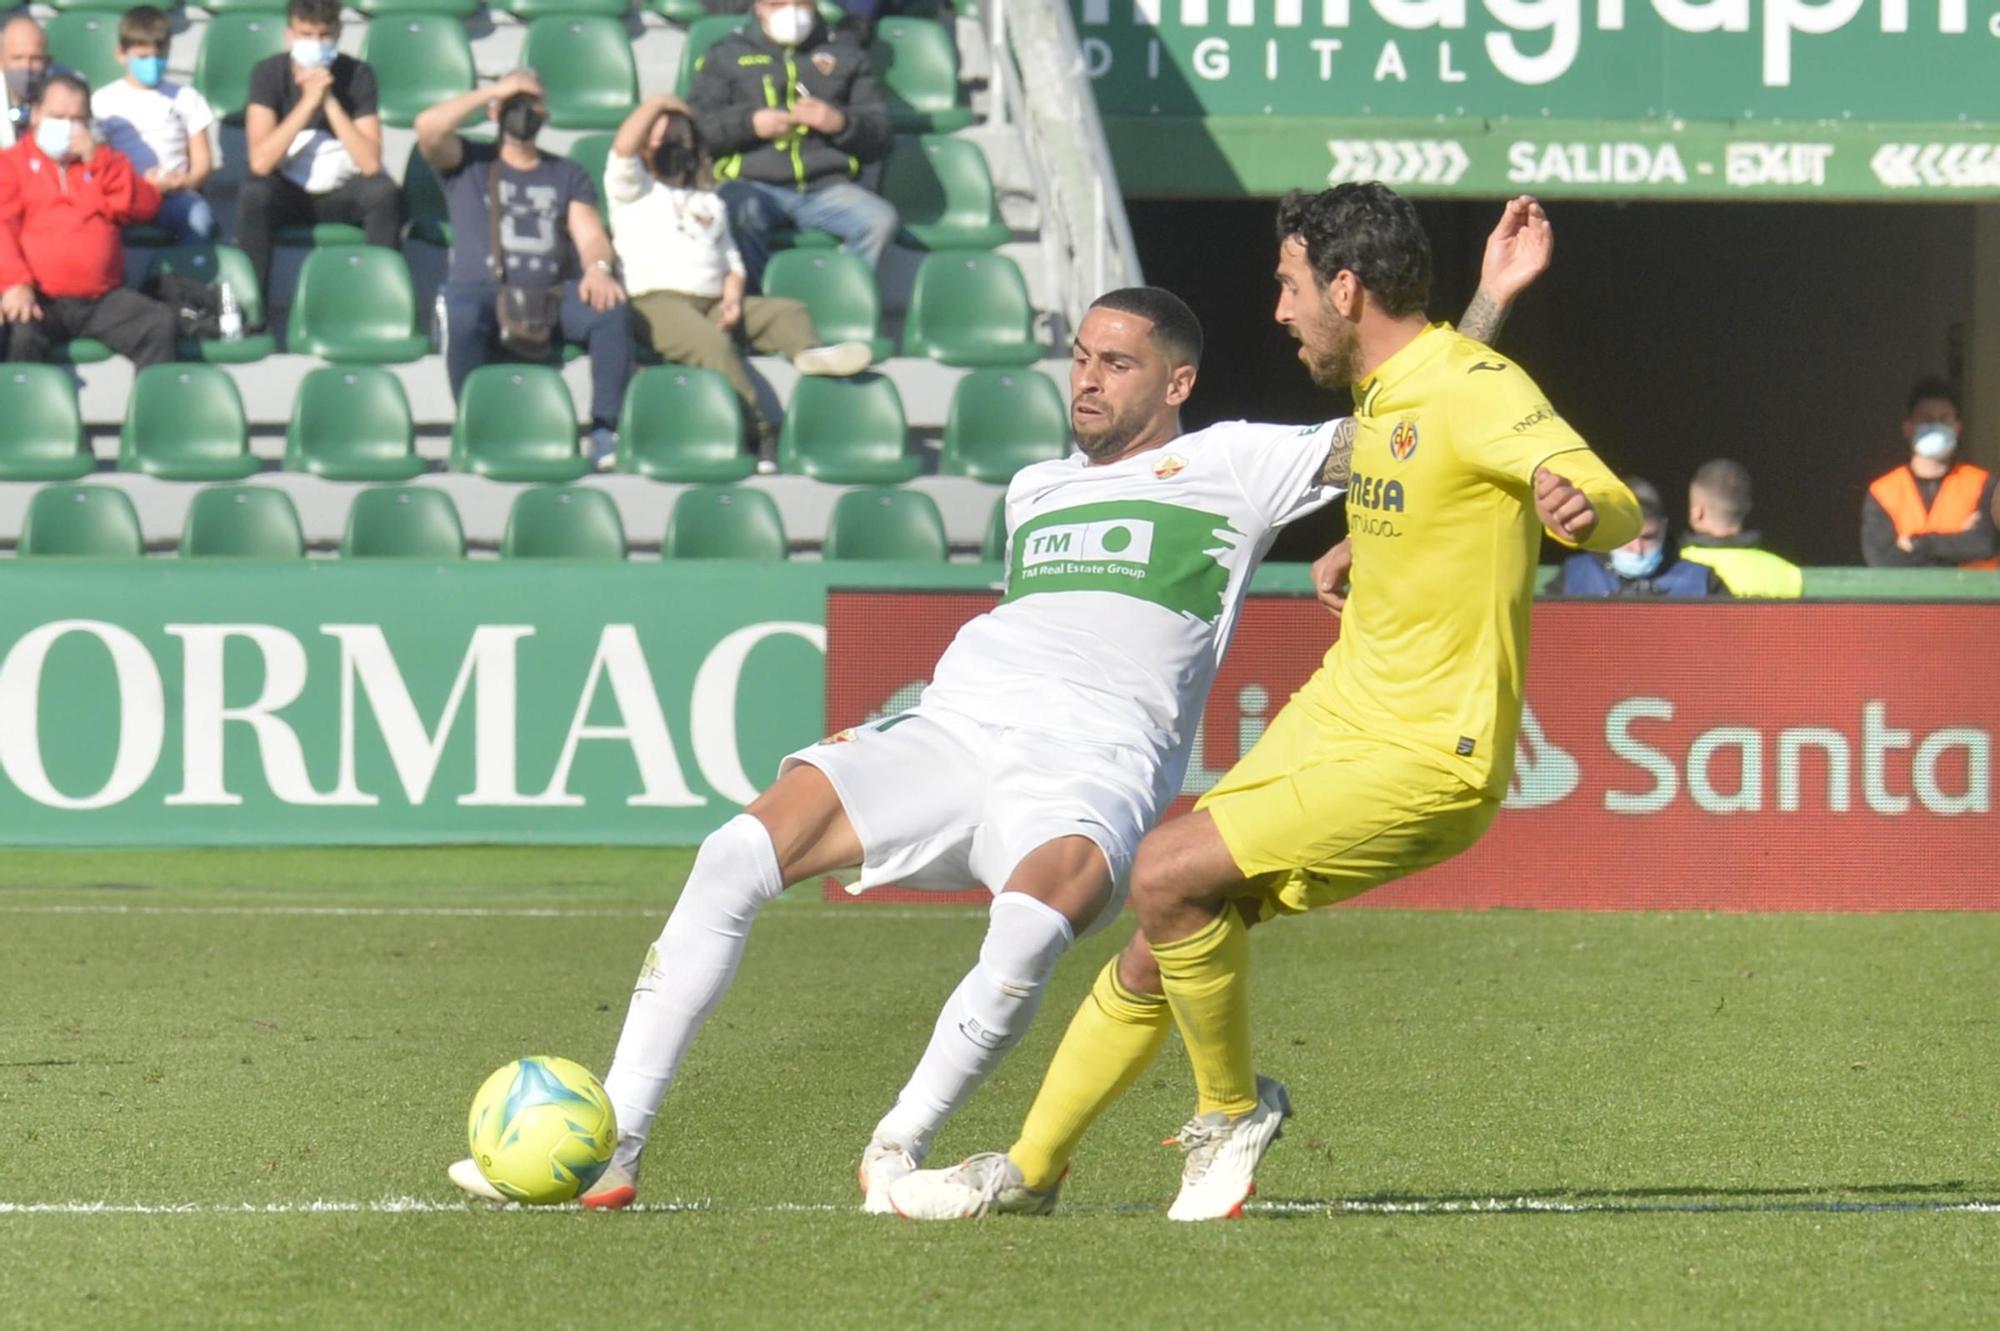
[1610,545,1664,580]
[760,4,815,45]
[128,55,165,88]
[498,94,545,142]
[3,68,33,101]
[1912,423,1958,462]
[33,116,74,162]
[290,38,336,69]
[652,138,696,183]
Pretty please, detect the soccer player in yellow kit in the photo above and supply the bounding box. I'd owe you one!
[889,184,1641,1222]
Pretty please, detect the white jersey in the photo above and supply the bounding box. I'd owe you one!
[919,418,1349,778]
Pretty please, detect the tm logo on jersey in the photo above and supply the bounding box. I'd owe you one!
[1005,499,1239,622]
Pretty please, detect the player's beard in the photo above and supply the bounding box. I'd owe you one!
[1300,317,1362,389]
[1072,399,1151,460]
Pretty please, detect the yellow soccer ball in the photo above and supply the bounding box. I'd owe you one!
[466,1056,618,1205]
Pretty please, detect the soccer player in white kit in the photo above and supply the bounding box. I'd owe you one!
[448,204,1549,1212]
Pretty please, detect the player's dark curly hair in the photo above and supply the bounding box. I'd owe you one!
[1089,286,1203,368]
[1275,183,1431,318]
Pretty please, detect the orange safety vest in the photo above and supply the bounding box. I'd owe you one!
[1867,463,2000,570]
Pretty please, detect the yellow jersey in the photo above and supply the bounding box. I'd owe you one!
[1301,323,1640,799]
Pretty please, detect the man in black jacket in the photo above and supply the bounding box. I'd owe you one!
[688,0,897,285]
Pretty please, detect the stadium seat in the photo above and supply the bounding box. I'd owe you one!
[145,245,276,363]
[615,367,753,482]
[274,222,367,250]
[286,247,432,363]
[46,11,123,90]
[285,367,424,480]
[341,485,466,559]
[191,0,289,12]
[362,16,476,129]
[940,369,1067,482]
[646,0,707,21]
[0,366,92,481]
[822,486,948,561]
[981,493,1008,562]
[881,135,1009,251]
[355,0,478,16]
[565,134,616,219]
[675,14,747,95]
[179,485,305,559]
[663,485,788,560]
[451,365,592,481]
[493,0,628,18]
[777,374,918,484]
[119,365,258,481]
[870,18,971,133]
[195,14,288,123]
[521,17,639,130]
[19,484,145,558]
[501,486,627,559]
[402,145,454,247]
[902,253,1040,367]
[760,250,891,363]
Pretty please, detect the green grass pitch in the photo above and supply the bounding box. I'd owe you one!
[3,847,1997,1329]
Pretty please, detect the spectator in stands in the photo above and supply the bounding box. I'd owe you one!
[1860,377,1998,569]
[0,15,55,149]
[1561,476,1728,597]
[416,72,634,462]
[689,0,897,285]
[93,6,217,242]
[608,94,872,470]
[237,0,400,308]
[0,73,176,368]
[1679,459,1803,598]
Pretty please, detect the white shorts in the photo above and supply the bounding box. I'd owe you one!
[782,704,1169,916]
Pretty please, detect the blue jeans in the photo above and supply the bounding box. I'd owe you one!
[718,179,899,287]
[155,190,218,242]
[443,280,635,433]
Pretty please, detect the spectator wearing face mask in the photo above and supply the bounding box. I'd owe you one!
[92,6,217,243]
[0,15,58,150]
[1861,377,1998,569]
[607,94,872,470]
[237,0,400,307]
[688,0,897,286]
[1560,476,1729,597]
[0,72,177,368]
[1678,458,1803,598]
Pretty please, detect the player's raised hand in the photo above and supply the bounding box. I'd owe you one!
[1534,466,1598,543]
[1312,538,1353,620]
[1479,196,1552,304]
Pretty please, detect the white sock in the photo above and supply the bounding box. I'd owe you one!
[872,892,1074,1161]
[602,814,786,1149]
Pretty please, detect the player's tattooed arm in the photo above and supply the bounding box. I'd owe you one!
[1318,417,1357,487]
[1458,290,1509,345]
[1461,195,1553,346]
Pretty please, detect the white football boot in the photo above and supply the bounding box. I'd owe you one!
[858,1139,918,1215]
[885,1152,1062,1220]
[579,1139,644,1211]
[447,1157,506,1203]
[1163,1075,1292,1222]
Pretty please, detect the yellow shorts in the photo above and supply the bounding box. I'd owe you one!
[1195,693,1499,919]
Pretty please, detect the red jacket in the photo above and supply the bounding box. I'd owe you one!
[0,138,159,300]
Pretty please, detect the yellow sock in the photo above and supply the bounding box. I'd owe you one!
[1007,957,1169,1190]
[1150,909,1256,1118]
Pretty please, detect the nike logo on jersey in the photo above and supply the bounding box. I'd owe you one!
[1468,361,1508,374]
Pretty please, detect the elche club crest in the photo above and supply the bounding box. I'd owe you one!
[1388,418,1419,461]
[1152,453,1187,479]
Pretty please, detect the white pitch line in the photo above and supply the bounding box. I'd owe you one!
[0,903,984,921]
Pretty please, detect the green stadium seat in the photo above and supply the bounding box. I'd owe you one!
[664,484,788,560]
[145,244,276,363]
[402,144,453,247]
[179,485,305,558]
[646,0,706,20]
[0,366,92,481]
[822,486,947,561]
[191,0,289,13]
[494,0,630,18]
[676,14,747,95]
[286,247,432,363]
[451,365,591,481]
[881,135,1009,250]
[285,367,424,480]
[901,252,1041,367]
[356,0,478,16]
[195,15,288,123]
[53,338,113,364]
[502,486,627,559]
[362,15,476,129]
[615,367,753,481]
[521,17,639,130]
[19,484,145,557]
[46,11,123,90]
[940,369,1067,482]
[777,374,918,483]
[274,222,367,249]
[870,18,971,133]
[565,134,616,218]
[981,493,1007,562]
[760,250,891,363]
[341,485,466,558]
[119,365,258,481]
